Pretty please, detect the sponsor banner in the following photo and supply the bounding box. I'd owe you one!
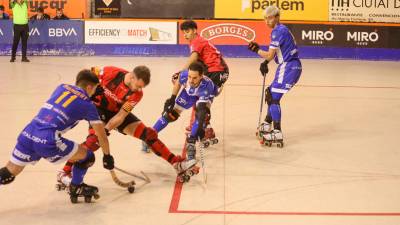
[178,20,272,45]
[286,23,397,48]
[120,0,214,19]
[329,0,400,23]
[95,0,121,16]
[0,20,83,44]
[85,21,177,44]
[215,0,329,21]
[0,0,86,19]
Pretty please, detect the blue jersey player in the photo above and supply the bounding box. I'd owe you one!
[248,6,302,146]
[152,62,218,163]
[0,70,114,203]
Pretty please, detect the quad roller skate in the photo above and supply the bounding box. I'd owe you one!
[55,170,71,191]
[261,129,284,148]
[200,126,218,148]
[69,183,100,204]
[174,158,199,183]
[256,122,272,140]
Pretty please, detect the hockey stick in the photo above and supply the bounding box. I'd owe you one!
[110,170,136,188]
[199,143,207,184]
[258,73,267,128]
[114,166,151,183]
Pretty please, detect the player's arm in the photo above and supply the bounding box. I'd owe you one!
[104,107,129,131]
[257,48,276,62]
[91,122,111,155]
[182,52,199,71]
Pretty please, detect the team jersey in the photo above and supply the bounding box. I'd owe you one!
[32,84,101,134]
[269,24,300,64]
[93,66,143,113]
[190,35,226,73]
[179,70,217,103]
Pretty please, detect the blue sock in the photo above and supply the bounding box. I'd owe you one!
[270,92,283,125]
[71,151,94,186]
[153,116,169,132]
[190,120,200,139]
[270,104,281,122]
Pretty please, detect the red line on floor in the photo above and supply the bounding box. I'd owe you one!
[168,103,400,217]
[173,210,400,216]
[169,143,187,213]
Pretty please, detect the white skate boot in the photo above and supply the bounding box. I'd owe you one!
[173,158,199,183]
[256,121,272,139]
[56,170,72,191]
[261,129,284,148]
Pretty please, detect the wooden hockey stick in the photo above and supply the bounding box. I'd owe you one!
[114,166,151,183]
[110,170,136,188]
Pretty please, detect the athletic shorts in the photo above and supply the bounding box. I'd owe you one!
[11,124,78,166]
[96,107,141,134]
[206,70,229,88]
[270,60,302,94]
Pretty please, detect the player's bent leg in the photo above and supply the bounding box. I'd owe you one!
[125,122,181,165]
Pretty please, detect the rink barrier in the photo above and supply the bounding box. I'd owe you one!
[1,20,400,60]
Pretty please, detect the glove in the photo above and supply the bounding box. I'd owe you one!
[248,41,260,53]
[171,71,180,84]
[103,154,114,170]
[163,95,176,113]
[259,60,269,76]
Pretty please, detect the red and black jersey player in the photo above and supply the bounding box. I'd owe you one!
[57,66,198,185]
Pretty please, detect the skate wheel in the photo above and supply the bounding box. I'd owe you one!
[70,196,78,204]
[128,186,135,194]
[55,184,62,191]
[265,142,272,147]
[93,194,100,200]
[184,175,191,182]
[178,176,185,183]
[277,142,284,148]
[187,170,195,176]
[211,139,218,144]
[84,196,92,203]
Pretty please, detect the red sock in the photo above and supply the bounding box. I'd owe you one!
[63,161,73,174]
[133,123,179,164]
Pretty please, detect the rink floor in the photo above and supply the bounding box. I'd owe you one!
[0,56,400,225]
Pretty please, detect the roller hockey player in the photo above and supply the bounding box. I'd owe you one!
[141,20,229,153]
[57,65,197,185]
[0,70,115,203]
[248,6,302,147]
[151,62,218,168]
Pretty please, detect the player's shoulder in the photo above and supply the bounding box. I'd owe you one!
[272,24,288,34]
[102,66,129,76]
[201,76,215,90]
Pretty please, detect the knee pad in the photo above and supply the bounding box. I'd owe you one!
[0,167,15,185]
[74,151,95,169]
[163,109,180,123]
[265,87,273,105]
[140,127,158,146]
[195,104,210,122]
